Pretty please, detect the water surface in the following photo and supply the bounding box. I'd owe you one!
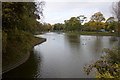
[3,32,119,78]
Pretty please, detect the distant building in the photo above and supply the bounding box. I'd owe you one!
[100,28,105,32]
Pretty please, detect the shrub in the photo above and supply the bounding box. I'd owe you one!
[84,47,120,78]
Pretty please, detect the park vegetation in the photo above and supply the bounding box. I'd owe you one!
[2,1,119,78]
[30,2,119,37]
[2,2,46,69]
[50,12,119,36]
[42,4,119,37]
[84,1,120,78]
[43,1,120,78]
[84,47,120,78]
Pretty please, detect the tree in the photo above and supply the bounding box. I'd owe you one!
[105,17,117,31]
[2,2,45,33]
[90,12,105,22]
[53,23,64,31]
[2,2,45,64]
[112,1,120,35]
[64,16,82,31]
[77,15,87,24]
[113,1,120,23]
[35,1,45,20]
[106,17,115,23]
[83,21,105,31]
[87,12,106,31]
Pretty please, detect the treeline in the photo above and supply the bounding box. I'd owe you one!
[2,2,46,33]
[2,2,45,67]
[50,12,119,33]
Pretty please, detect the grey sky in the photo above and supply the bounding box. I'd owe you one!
[38,0,119,24]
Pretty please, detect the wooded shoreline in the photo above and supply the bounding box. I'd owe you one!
[2,38,46,74]
[64,31,120,37]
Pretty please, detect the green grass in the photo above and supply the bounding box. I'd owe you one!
[65,31,117,36]
[2,30,45,69]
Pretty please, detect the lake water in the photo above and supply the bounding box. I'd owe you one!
[3,32,119,78]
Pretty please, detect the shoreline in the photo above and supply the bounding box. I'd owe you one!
[64,31,119,37]
[80,34,120,37]
[67,33,120,37]
[2,38,46,74]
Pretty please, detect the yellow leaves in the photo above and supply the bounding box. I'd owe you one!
[95,71,102,78]
[94,61,120,78]
[85,47,120,79]
[96,71,114,78]
[112,63,119,68]
[85,21,105,30]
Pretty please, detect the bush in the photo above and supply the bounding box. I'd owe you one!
[84,47,120,78]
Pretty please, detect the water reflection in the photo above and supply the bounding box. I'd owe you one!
[64,34,80,54]
[3,51,42,78]
[3,32,119,78]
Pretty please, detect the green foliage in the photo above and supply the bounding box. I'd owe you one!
[2,2,45,68]
[39,23,52,31]
[62,12,118,32]
[84,21,105,31]
[3,30,44,67]
[83,16,118,32]
[65,31,116,36]
[103,47,120,64]
[106,17,114,23]
[64,16,82,31]
[2,31,7,53]
[53,12,119,32]
[77,15,87,24]
[84,47,120,78]
[90,12,105,22]
[3,3,33,30]
[2,2,44,33]
[53,23,64,31]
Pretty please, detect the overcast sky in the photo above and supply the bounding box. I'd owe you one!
[38,0,119,24]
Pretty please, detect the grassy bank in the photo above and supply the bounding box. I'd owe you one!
[2,2,47,73]
[2,30,46,73]
[65,31,118,36]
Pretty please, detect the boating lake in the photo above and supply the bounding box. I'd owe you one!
[3,32,119,78]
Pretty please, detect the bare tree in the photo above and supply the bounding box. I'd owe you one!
[113,1,120,23]
[112,1,120,36]
[35,1,45,19]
